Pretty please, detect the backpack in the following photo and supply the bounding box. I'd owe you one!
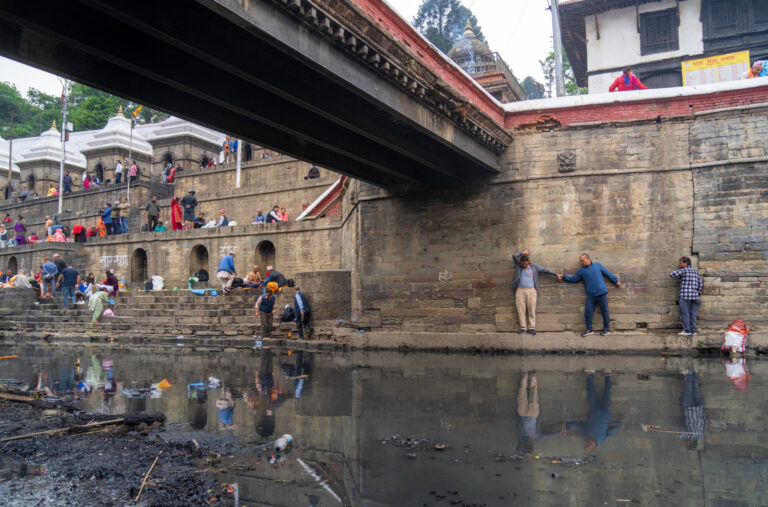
[231,277,245,288]
[196,269,209,282]
[281,306,295,323]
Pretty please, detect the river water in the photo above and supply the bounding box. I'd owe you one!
[1,343,766,506]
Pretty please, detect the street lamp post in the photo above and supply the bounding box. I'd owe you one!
[58,80,70,215]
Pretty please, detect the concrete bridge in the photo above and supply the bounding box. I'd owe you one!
[0,0,511,187]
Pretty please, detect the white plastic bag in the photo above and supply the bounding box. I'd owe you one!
[151,275,164,291]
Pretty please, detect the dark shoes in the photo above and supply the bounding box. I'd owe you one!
[519,329,527,334]
[600,330,611,336]
[582,330,594,337]
[528,329,536,335]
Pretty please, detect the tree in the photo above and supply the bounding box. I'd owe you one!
[0,81,169,138]
[413,0,486,54]
[539,49,587,97]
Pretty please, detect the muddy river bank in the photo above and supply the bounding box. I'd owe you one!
[0,342,766,506]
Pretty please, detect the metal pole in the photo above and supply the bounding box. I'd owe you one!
[235,138,241,188]
[6,111,13,187]
[58,81,69,215]
[127,117,133,202]
[551,0,566,97]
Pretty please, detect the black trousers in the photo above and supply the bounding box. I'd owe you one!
[147,214,159,231]
[296,311,311,339]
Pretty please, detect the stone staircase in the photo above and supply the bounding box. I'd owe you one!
[0,289,297,340]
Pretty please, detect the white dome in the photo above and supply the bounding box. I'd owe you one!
[20,122,86,168]
[82,108,152,156]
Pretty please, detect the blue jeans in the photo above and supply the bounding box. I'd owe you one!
[112,221,122,235]
[585,293,610,332]
[114,173,122,184]
[42,278,55,296]
[62,286,75,308]
[121,217,129,234]
[679,299,700,333]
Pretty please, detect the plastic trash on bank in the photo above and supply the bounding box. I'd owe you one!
[722,319,750,353]
[151,275,164,291]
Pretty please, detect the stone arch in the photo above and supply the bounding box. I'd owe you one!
[189,244,209,276]
[27,174,35,191]
[7,256,17,275]
[256,240,275,277]
[130,248,148,286]
[95,162,104,182]
[162,152,174,168]
[244,143,253,161]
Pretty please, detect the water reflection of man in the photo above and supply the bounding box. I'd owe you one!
[216,387,235,430]
[516,372,558,455]
[563,370,620,451]
[679,370,707,450]
[255,350,276,438]
[281,350,311,399]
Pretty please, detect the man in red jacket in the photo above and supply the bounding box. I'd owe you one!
[609,67,648,92]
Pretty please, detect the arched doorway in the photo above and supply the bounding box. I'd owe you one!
[244,143,253,161]
[27,174,36,191]
[7,256,17,275]
[162,152,174,168]
[190,245,209,277]
[131,248,147,286]
[256,241,275,277]
[95,163,104,182]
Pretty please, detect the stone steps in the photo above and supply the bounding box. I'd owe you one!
[5,289,296,339]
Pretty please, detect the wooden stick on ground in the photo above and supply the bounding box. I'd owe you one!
[135,451,162,503]
[1,418,125,443]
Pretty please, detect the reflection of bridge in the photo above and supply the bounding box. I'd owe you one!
[0,0,511,187]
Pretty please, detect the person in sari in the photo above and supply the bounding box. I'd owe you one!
[170,197,184,230]
[88,286,110,323]
[166,165,176,183]
[83,174,91,190]
[97,218,107,237]
[14,216,26,245]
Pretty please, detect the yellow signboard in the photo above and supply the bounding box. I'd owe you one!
[681,51,750,86]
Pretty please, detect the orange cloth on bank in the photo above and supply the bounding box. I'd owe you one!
[97,219,107,237]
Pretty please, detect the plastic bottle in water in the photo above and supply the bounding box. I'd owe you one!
[274,434,293,452]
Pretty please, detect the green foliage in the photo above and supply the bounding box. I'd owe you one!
[0,80,169,140]
[413,0,486,54]
[539,50,587,97]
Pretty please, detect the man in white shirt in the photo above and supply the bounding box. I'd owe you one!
[114,160,123,185]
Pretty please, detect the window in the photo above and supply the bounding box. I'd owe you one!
[642,71,683,89]
[704,0,768,39]
[640,9,679,55]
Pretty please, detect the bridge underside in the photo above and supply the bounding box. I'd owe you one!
[0,0,504,186]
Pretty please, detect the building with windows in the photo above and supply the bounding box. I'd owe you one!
[560,0,768,92]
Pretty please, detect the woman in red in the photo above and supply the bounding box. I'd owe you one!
[609,67,648,92]
[170,197,184,230]
[166,165,176,183]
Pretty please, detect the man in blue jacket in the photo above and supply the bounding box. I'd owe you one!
[217,251,237,296]
[101,203,113,235]
[558,253,622,336]
[293,286,312,340]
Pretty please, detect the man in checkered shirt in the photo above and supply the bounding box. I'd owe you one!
[670,257,703,336]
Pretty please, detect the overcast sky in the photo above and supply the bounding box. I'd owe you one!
[0,0,552,96]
